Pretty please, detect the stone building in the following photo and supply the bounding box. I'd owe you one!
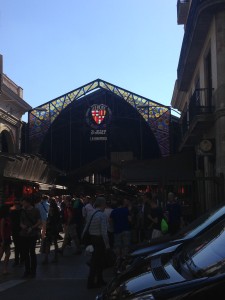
[171,0,225,213]
[0,55,60,203]
[0,54,31,153]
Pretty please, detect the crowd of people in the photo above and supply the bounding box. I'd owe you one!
[0,190,184,288]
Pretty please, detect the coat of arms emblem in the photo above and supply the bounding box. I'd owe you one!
[91,106,106,124]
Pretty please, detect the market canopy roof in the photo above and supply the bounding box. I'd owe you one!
[29,78,171,158]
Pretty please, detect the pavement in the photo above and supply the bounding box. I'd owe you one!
[0,239,114,300]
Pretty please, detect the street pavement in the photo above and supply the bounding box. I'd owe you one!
[0,240,114,300]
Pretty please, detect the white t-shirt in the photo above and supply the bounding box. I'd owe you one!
[82,203,94,221]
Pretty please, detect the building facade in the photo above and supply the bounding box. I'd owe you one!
[27,79,174,188]
[171,0,225,213]
[0,55,60,204]
[0,54,31,153]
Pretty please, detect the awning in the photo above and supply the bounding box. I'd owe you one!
[0,153,61,184]
[121,151,195,185]
[55,157,111,186]
[37,182,68,191]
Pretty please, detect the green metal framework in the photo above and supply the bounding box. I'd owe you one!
[29,79,171,156]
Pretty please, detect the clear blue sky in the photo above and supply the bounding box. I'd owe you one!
[1,0,184,120]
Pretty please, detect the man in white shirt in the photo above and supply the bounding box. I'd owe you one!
[82,196,94,224]
[82,196,110,289]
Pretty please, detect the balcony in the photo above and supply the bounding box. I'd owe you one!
[180,88,214,149]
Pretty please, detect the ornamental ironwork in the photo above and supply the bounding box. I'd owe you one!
[29,79,170,156]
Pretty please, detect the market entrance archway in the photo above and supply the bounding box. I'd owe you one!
[28,79,171,183]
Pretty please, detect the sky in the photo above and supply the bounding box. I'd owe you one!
[0,0,184,121]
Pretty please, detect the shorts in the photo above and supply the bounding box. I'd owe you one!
[114,231,130,249]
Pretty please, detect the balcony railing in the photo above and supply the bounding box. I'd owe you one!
[181,88,214,137]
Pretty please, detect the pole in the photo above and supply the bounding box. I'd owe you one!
[140,114,143,160]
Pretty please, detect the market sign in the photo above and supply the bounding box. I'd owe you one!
[86,104,112,141]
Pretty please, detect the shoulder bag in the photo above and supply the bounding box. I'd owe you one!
[161,217,169,234]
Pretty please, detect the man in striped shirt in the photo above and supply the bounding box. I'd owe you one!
[82,196,110,289]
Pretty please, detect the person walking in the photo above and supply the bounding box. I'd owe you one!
[104,199,114,249]
[41,198,61,264]
[58,195,82,255]
[148,198,164,240]
[10,198,23,267]
[82,195,94,225]
[82,196,110,289]
[35,194,50,240]
[20,197,42,278]
[72,195,84,243]
[0,205,12,275]
[166,192,183,236]
[110,197,131,268]
[138,193,152,242]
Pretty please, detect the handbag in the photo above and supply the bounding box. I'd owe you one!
[161,218,169,234]
[82,210,100,246]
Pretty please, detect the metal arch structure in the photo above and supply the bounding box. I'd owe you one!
[28,78,171,156]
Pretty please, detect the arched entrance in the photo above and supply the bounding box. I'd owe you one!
[0,127,15,153]
[40,89,161,175]
[28,79,171,182]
